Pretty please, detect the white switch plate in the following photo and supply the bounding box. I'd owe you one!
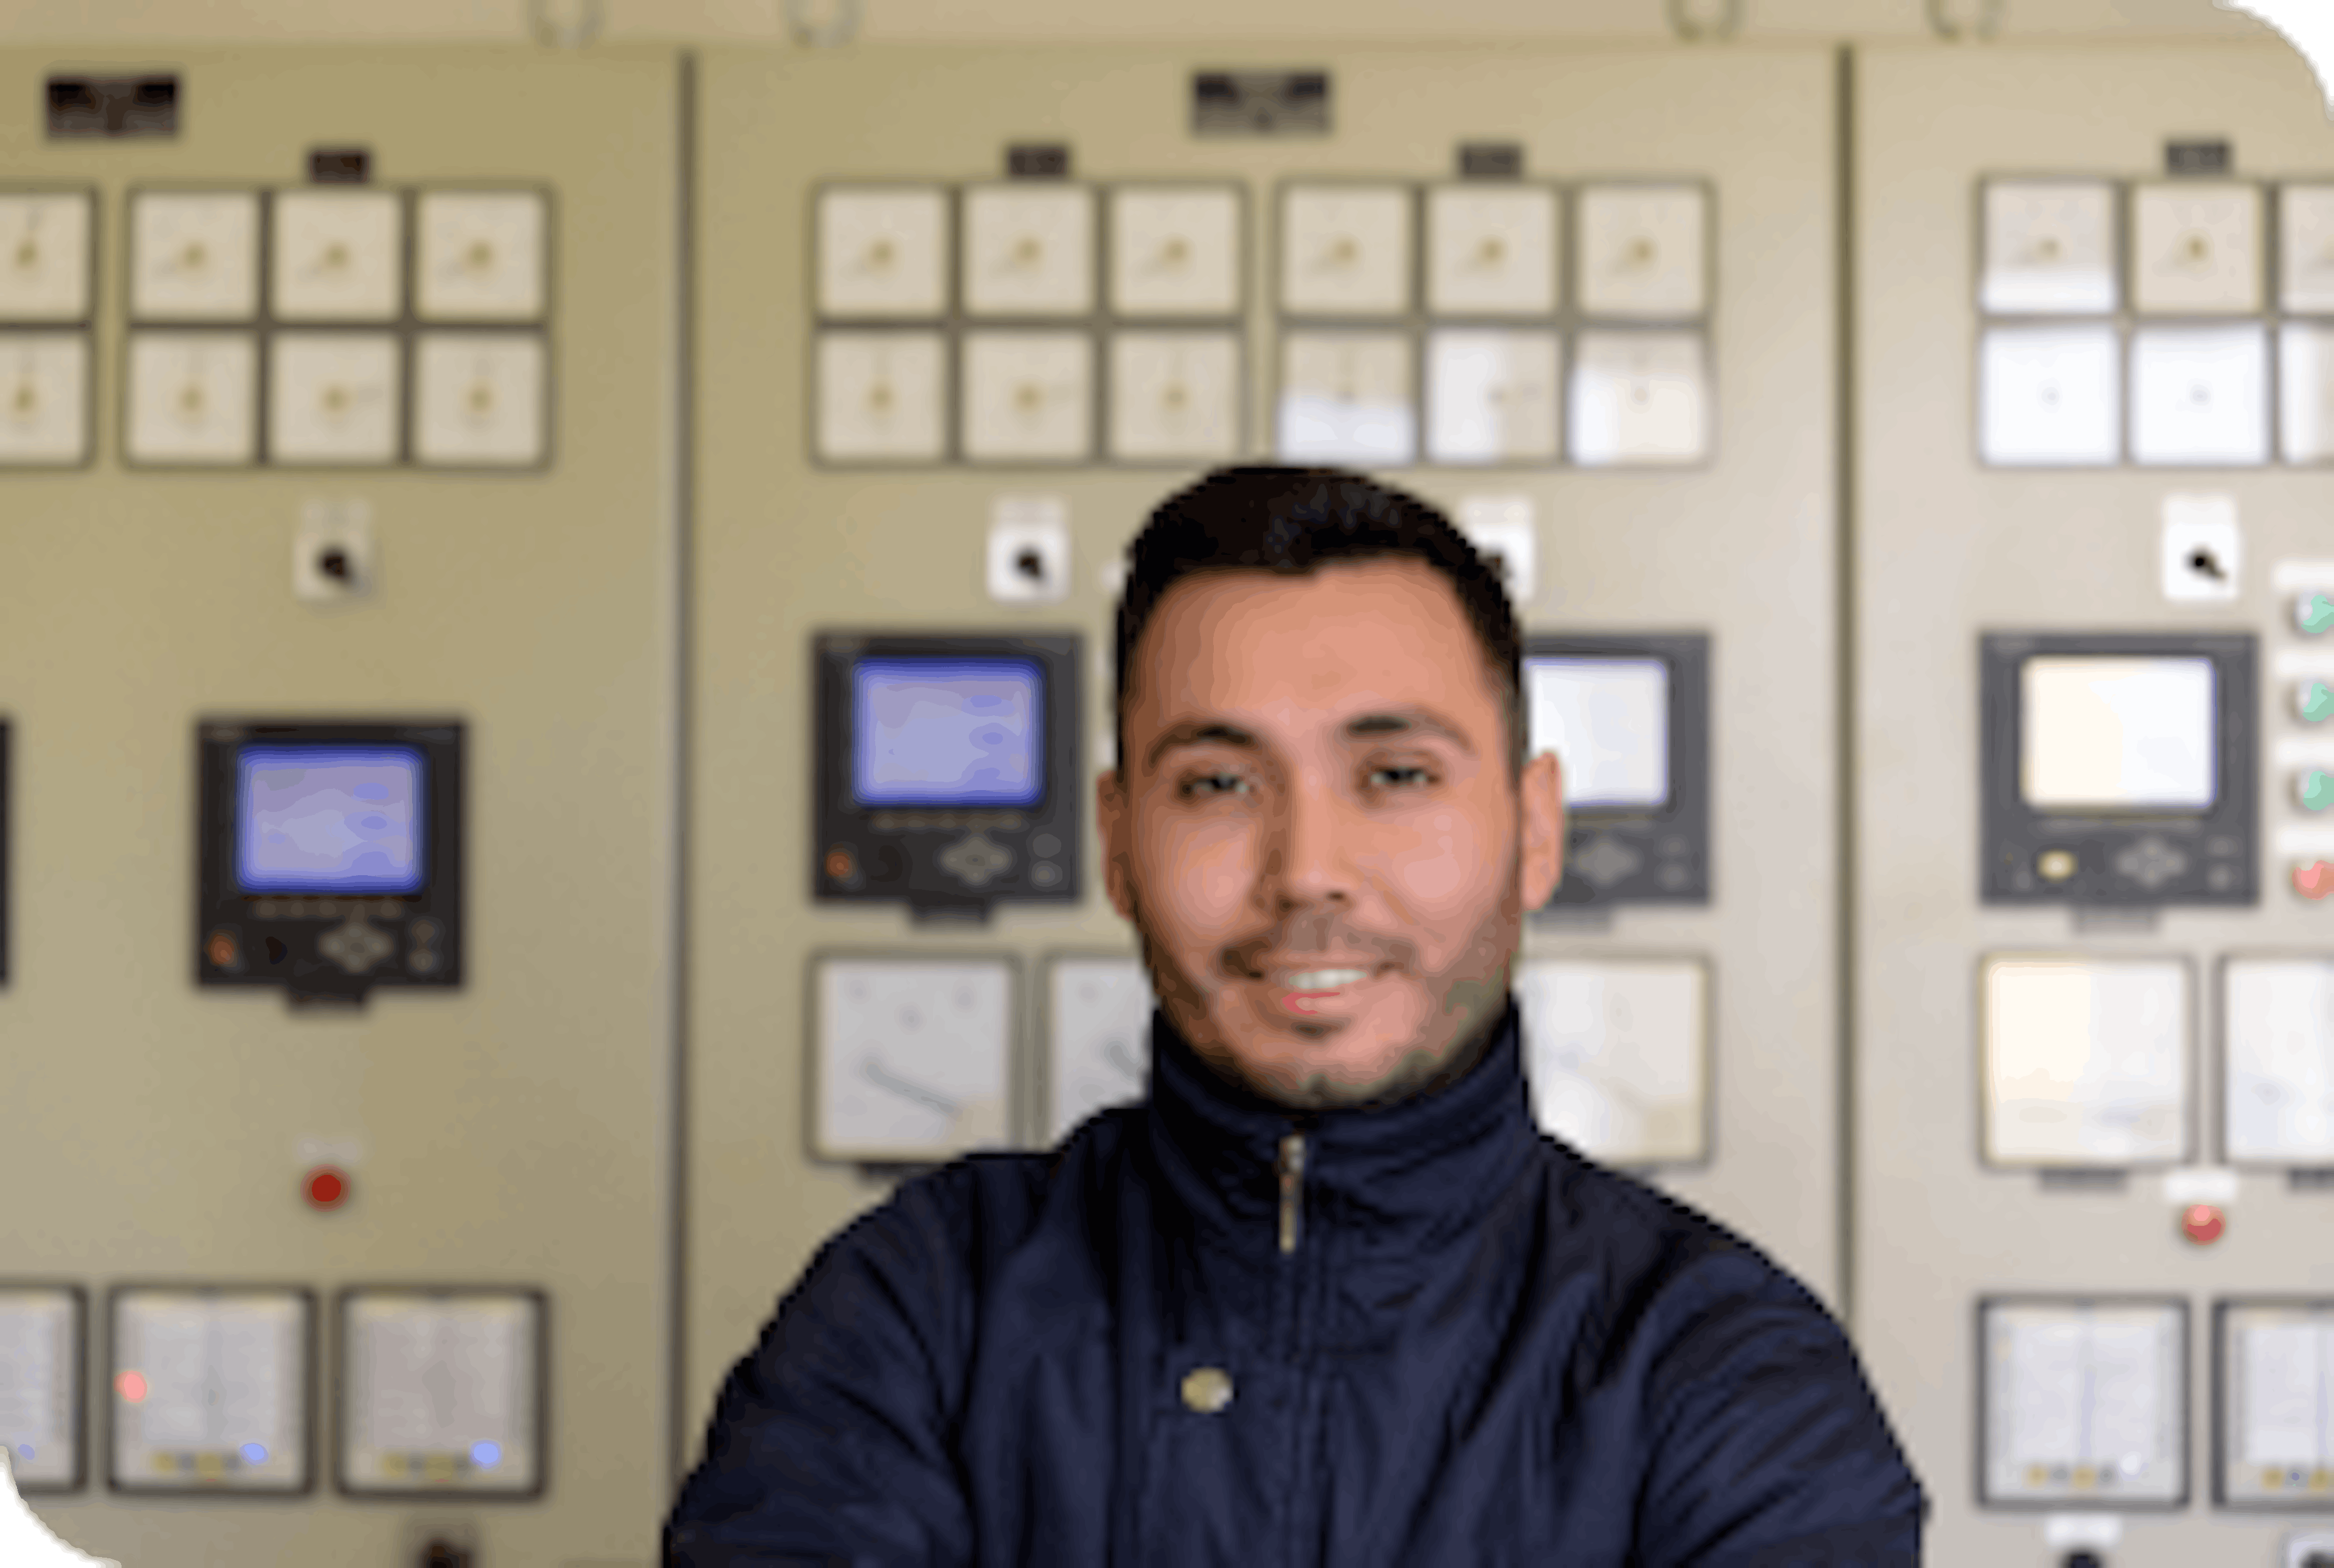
[817,185,949,318]
[987,494,1070,604]
[2160,1165,2238,1205]
[2161,492,2242,603]
[812,954,1014,1161]
[1276,329,1415,466]
[1515,957,1710,1166]
[293,1133,367,1167]
[411,331,546,467]
[2224,955,2334,1164]
[125,330,258,465]
[962,185,1095,318]
[415,190,547,322]
[1046,954,1154,1143]
[1279,185,1411,316]
[1978,323,2119,466]
[816,329,947,463]
[1109,185,1241,317]
[2131,323,2268,466]
[2281,185,2334,312]
[1427,327,1561,464]
[961,330,1091,462]
[2132,181,2262,315]
[129,190,261,322]
[270,189,403,322]
[1425,185,1558,317]
[0,191,94,322]
[1568,329,1709,466]
[1981,180,2118,314]
[294,498,376,602]
[1575,184,1707,319]
[1458,495,1538,606]
[269,332,401,466]
[1108,329,1240,462]
[0,330,89,466]
[2042,1515,2124,1549]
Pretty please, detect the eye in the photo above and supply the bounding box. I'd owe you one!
[1178,771,1254,799]
[1368,765,1437,791]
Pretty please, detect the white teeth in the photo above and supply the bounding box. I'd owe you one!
[1284,968,1369,991]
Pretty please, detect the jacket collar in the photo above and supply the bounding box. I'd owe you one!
[1140,996,1543,1263]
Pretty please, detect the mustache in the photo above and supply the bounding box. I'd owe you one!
[1223,922,1416,976]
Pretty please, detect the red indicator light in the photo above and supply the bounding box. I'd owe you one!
[305,1166,348,1209]
[2180,1203,2226,1245]
[116,1369,147,1403]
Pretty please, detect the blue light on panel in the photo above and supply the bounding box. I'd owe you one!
[239,1442,267,1464]
[236,744,427,893]
[852,658,1045,808]
[471,1440,501,1468]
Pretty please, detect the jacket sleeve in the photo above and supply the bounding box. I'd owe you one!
[663,1166,980,1568]
[1629,1269,1928,1568]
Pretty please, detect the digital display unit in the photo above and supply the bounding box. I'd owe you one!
[1980,633,2256,905]
[197,720,464,1005]
[815,632,1080,920]
[1522,633,1709,909]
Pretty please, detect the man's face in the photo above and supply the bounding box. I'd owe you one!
[1097,556,1565,1112]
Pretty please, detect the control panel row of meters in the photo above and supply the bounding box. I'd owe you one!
[1977,318,2334,467]
[1980,178,2334,318]
[0,187,551,325]
[0,328,549,469]
[816,179,1710,323]
[1977,952,2334,1170]
[811,950,1716,1165]
[815,947,2334,1173]
[0,1284,545,1499]
[814,323,1711,468]
[1973,1296,2334,1511]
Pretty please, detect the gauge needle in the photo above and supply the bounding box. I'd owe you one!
[862,1057,960,1116]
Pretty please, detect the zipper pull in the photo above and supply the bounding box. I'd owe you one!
[1277,1131,1307,1255]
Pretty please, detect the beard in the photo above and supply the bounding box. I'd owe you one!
[1121,854,1523,1113]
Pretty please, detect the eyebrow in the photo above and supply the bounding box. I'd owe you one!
[1144,706,1479,770]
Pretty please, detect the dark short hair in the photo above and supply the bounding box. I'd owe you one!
[1114,466,1525,780]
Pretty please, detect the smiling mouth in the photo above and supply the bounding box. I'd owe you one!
[1255,963,1393,1014]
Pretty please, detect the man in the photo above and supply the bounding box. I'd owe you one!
[666,467,1926,1565]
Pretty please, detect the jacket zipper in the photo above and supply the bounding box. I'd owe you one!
[1276,1130,1306,1254]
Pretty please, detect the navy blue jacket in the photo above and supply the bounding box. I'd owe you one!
[667,1002,1926,1566]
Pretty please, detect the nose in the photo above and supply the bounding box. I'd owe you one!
[1266,768,1358,912]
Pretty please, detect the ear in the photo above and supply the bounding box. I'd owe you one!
[1518,749,1565,912]
[1096,766,1137,920]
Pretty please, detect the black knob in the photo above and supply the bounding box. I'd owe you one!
[421,1541,471,1568]
[2062,1552,2104,1568]
[319,548,350,581]
[2301,1553,2334,1568]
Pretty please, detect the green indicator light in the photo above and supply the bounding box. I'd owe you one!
[2304,771,2334,813]
[2303,681,2334,724]
[2302,594,2334,636]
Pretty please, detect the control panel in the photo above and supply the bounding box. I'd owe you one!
[195,719,463,1005]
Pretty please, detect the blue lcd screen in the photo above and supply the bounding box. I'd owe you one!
[852,658,1044,808]
[235,744,426,893]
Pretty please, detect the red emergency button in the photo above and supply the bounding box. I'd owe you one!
[304,1166,349,1209]
[2296,861,2334,901]
[2180,1203,2225,1245]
